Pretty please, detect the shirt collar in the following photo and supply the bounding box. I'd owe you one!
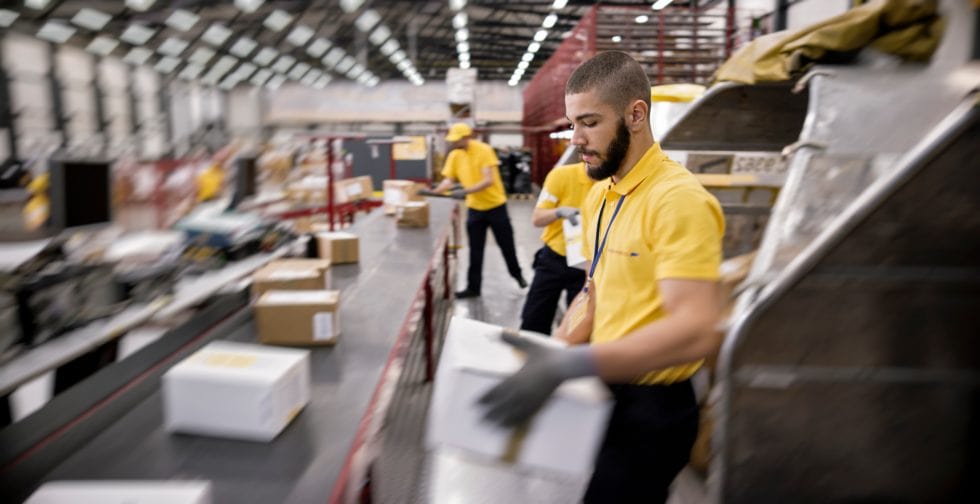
[606,143,667,196]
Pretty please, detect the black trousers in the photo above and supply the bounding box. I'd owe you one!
[583,380,699,504]
[465,203,523,293]
[520,245,586,334]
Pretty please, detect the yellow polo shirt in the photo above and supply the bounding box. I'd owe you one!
[536,162,596,256]
[441,139,507,211]
[582,143,724,385]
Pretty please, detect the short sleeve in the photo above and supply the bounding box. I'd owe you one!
[536,169,562,209]
[481,145,500,169]
[652,188,724,280]
[441,150,461,180]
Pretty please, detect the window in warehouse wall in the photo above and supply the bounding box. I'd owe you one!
[3,33,58,161]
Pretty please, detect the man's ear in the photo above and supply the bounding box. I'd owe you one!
[627,99,648,131]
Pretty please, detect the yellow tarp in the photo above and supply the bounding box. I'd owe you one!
[651,83,706,103]
[715,0,944,85]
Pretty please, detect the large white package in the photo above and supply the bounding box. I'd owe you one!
[25,481,211,504]
[427,316,612,476]
[163,341,310,442]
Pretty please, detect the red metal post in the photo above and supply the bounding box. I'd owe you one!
[423,276,435,382]
[442,240,450,300]
[327,138,336,231]
[725,6,735,59]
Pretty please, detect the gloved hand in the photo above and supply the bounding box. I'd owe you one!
[449,188,467,200]
[417,188,439,197]
[555,206,580,226]
[479,331,596,427]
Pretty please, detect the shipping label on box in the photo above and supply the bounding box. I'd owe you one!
[562,219,587,270]
[162,341,310,442]
[255,290,341,345]
[25,481,213,504]
[316,232,359,264]
[383,180,421,215]
[396,201,429,228]
[427,317,612,476]
[333,176,374,204]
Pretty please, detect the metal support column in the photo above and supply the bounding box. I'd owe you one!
[47,44,67,149]
[127,66,140,158]
[774,0,789,31]
[423,276,434,383]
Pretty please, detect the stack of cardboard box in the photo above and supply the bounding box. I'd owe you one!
[382,179,423,215]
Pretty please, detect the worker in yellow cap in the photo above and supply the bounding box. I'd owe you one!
[430,122,527,298]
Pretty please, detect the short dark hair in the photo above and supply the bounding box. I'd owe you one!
[566,51,651,112]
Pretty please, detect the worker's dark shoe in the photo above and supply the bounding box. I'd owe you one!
[516,276,528,289]
[455,289,480,299]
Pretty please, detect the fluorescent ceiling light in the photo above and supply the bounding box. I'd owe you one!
[336,55,355,73]
[219,76,240,90]
[517,61,529,70]
[288,62,311,80]
[126,0,155,10]
[323,47,345,67]
[71,8,111,31]
[635,15,649,23]
[460,60,471,69]
[542,14,557,29]
[202,69,221,85]
[313,75,332,89]
[452,12,467,30]
[158,37,189,57]
[85,36,119,56]
[611,35,622,43]
[347,64,365,79]
[189,47,215,64]
[456,42,469,53]
[272,54,296,72]
[380,39,399,56]
[354,9,380,32]
[235,62,257,80]
[301,71,318,86]
[286,24,314,46]
[253,47,278,66]
[369,25,390,46]
[165,9,199,32]
[455,29,468,43]
[652,0,674,10]
[180,63,204,80]
[552,0,568,8]
[154,56,180,73]
[522,52,533,62]
[37,22,75,44]
[267,74,287,90]
[307,38,331,57]
[533,30,548,42]
[340,0,365,14]
[0,9,17,28]
[230,37,258,58]
[234,0,264,13]
[25,0,50,9]
[214,55,238,74]
[508,80,518,87]
[202,23,232,46]
[396,60,411,72]
[251,68,272,86]
[459,52,470,62]
[121,24,155,45]
[390,50,406,64]
[528,42,541,53]
[449,0,466,11]
[366,76,379,87]
[123,47,153,65]
[263,9,293,32]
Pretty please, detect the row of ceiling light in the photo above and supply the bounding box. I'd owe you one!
[451,0,470,70]
[507,0,567,87]
[2,0,424,91]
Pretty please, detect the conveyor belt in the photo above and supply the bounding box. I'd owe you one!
[0,199,459,504]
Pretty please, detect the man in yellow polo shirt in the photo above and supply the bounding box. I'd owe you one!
[519,162,595,334]
[480,52,724,503]
[430,123,526,298]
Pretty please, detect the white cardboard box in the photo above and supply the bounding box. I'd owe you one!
[427,316,612,476]
[562,219,587,270]
[25,481,211,504]
[162,341,310,442]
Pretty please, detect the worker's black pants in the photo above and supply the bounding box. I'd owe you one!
[519,245,585,334]
[583,380,699,504]
[465,203,522,293]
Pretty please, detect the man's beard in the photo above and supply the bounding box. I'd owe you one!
[583,119,630,181]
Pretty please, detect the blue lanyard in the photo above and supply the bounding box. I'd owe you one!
[586,193,626,290]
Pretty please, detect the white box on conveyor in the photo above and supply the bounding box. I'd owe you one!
[427,316,612,477]
[162,341,310,442]
[25,481,212,504]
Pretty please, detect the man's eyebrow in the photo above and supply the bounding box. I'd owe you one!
[566,113,600,123]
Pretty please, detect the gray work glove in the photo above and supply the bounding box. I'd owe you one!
[449,188,467,200]
[479,331,596,427]
[555,206,580,226]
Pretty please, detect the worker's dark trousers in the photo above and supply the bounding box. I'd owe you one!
[519,245,585,334]
[583,380,699,504]
[465,203,523,293]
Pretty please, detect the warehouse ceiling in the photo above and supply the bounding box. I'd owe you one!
[0,0,707,89]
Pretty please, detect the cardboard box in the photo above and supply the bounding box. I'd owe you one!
[333,175,374,204]
[396,201,429,228]
[316,231,359,264]
[383,180,422,215]
[251,259,331,297]
[162,341,310,442]
[255,290,341,346]
[25,481,212,504]
[426,316,612,476]
[562,218,587,270]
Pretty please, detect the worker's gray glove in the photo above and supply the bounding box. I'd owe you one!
[449,188,467,200]
[555,206,580,226]
[479,331,596,427]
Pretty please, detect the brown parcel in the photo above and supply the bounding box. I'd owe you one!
[251,259,331,297]
[396,201,429,228]
[255,290,341,346]
[316,232,359,264]
[333,176,374,204]
[383,180,423,215]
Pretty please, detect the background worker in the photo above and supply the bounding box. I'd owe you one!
[519,161,595,334]
[479,51,725,503]
[430,122,527,298]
